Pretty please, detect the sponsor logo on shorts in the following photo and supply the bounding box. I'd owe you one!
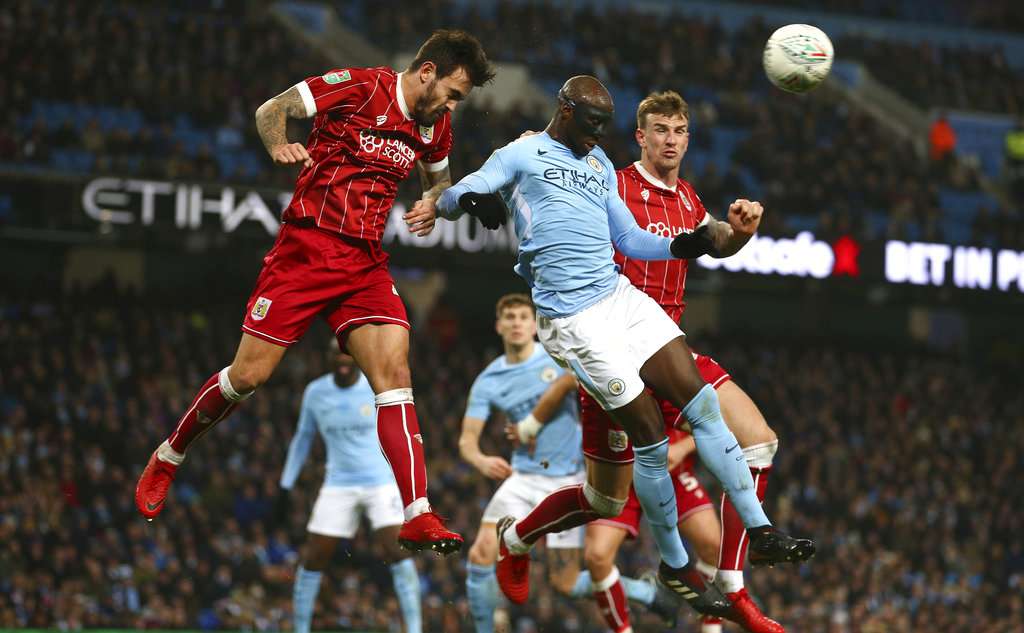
[251,297,272,321]
[413,433,423,445]
[323,70,351,84]
[540,367,558,383]
[608,429,629,452]
[392,284,399,296]
[586,155,604,173]
[608,378,625,396]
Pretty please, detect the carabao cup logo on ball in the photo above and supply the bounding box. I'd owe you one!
[763,24,834,94]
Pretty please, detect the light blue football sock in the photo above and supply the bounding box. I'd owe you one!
[390,559,422,633]
[467,562,499,633]
[571,570,655,605]
[684,384,770,528]
[570,570,592,598]
[621,574,656,605]
[633,438,689,569]
[292,565,322,633]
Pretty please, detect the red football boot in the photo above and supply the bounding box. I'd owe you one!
[725,588,786,633]
[397,511,463,556]
[135,449,178,520]
[494,516,530,604]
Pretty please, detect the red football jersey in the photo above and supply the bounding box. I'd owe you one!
[615,162,709,323]
[284,66,453,242]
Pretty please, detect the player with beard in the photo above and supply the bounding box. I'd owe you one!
[135,30,495,556]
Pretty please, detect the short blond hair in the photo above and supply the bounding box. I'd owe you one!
[636,90,689,129]
[495,293,534,318]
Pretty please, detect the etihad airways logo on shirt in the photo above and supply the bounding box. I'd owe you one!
[542,167,609,197]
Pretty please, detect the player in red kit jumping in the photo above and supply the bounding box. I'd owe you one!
[581,91,790,632]
[134,30,495,555]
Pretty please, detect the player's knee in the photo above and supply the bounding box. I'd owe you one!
[226,362,270,394]
[743,438,779,469]
[583,483,626,519]
[468,533,497,566]
[368,359,412,392]
[584,546,615,577]
[695,535,721,568]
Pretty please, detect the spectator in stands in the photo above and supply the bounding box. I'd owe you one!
[929,111,957,176]
[1004,117,1024,198]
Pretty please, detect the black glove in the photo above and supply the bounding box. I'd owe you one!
[273,488,291,526]
[458,192,507,230]
[670,225,718,259]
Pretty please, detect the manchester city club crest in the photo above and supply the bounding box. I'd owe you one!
[540,367,558,383]
[586,155,603,173]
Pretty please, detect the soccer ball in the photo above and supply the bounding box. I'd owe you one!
[762,24,834,94]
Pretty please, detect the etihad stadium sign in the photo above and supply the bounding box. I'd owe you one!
[79,177,518,254]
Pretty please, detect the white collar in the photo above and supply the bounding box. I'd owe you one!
[634,161,677,192]
[395,71,413,121]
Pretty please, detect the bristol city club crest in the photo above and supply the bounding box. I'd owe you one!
[419,125,434,143]
[680,191,693,212]
[250,296,272,321]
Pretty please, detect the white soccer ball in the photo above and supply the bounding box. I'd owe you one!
[763,24,834,94]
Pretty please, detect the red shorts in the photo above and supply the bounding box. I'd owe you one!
[241,222,409,347]
[580,352,731,464]
[595,464,714,538]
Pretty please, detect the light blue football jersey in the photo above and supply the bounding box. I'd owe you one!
[438,132,674,318]
[280,373,393,489]
[465,345,582,476]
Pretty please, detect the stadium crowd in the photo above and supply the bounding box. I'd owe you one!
[1,284,1022,632]
[4,0,1021,247]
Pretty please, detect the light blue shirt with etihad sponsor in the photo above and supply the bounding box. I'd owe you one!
[437,132,675,318]
[280,373,393,488]
[465,345,582,476]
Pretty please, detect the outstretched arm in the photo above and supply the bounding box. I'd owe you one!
[607,193,675,260]
[459,416,513,480]
[255,86,313,167]
[436,148,514,222]
[698,199,764,258]
[403,162,454,236]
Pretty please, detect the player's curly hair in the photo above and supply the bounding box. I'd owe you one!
[636,90,690,129]
[495,293,534,318]
[409,29,496,87]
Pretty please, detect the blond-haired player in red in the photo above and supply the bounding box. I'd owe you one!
[574,90,788,633]
[134,30,494,556]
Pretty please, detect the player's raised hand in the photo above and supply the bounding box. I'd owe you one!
[405,199,437,236]
[270,142,313,167]
[727,198,763,236]
[476,455,513,480]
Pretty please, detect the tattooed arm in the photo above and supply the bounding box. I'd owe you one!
[254,86,313,167]
[402,162,453,236]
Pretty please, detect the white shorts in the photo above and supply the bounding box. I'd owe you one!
[306,483,404,538]
[482,471,586,549]
[537,275,684,410]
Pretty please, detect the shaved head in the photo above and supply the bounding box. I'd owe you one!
[559,75,613,111]
[548,75,615,156]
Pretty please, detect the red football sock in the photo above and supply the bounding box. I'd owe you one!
[514,484,599,545]
[375,390,428,512]
[719,465,772,572]
[168,368,247,453]
[592,568,631,633]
